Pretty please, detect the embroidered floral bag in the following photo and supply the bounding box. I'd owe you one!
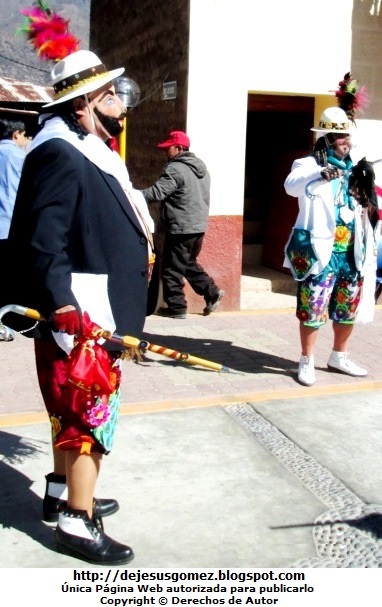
[285,227,319,281]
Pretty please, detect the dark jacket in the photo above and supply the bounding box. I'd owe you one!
[5,138,153,346]
[142,151,211,234]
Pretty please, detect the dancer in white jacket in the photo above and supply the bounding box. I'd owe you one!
[284,106,380,386]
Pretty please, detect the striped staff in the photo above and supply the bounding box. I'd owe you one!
[0,304,243,374]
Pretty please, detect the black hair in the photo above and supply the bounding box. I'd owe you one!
[349,157,378,211]
[0,118,26,140]
[312,133,351,167]
[40,98,88,140]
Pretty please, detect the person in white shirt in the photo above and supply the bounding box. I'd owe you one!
[284,107,379,386]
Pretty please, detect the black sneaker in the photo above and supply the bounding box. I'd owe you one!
[156,307,187,319]
[203,289,225,316]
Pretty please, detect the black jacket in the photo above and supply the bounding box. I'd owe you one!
[5,138,155,345]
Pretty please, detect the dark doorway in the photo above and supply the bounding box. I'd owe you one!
[244,94,314,273]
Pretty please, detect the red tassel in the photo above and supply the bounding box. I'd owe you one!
[67,312,114,395]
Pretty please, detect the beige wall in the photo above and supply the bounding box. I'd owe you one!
[186,0,355,218]
[352,0,382,119]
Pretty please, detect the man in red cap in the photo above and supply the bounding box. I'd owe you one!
[142,130,224,318]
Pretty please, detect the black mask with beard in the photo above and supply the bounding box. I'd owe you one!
[94,107,125,137]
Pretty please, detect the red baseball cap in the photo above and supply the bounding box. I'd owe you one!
[157,130,190,149]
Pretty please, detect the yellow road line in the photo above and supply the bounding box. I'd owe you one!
[1,380,382,428]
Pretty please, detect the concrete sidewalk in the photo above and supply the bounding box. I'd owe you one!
[1,303,382,568]
[2,305,382,420]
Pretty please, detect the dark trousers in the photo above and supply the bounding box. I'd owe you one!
[0,238,8,257]
[162,233,219,312]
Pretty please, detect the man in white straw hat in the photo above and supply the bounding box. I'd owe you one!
[4,49,156,565]
[284,106,380,387]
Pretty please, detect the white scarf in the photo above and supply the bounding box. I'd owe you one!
[29,116,155,237]
[30,116,155,355]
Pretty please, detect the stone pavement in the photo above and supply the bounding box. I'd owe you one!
[1,302,382,569]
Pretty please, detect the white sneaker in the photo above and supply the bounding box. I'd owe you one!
[298,354,315,386]
[327,351,367,377]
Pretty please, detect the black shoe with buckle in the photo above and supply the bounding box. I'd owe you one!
[43,473,119,523]
[203,289,225,316]
[44,495,120,523]
[156,307,187,319]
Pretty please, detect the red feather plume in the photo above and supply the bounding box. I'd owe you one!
[18,0,80,61]
[333,72,369,124]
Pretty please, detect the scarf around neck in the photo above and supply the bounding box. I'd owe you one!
[29,116,155,238]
